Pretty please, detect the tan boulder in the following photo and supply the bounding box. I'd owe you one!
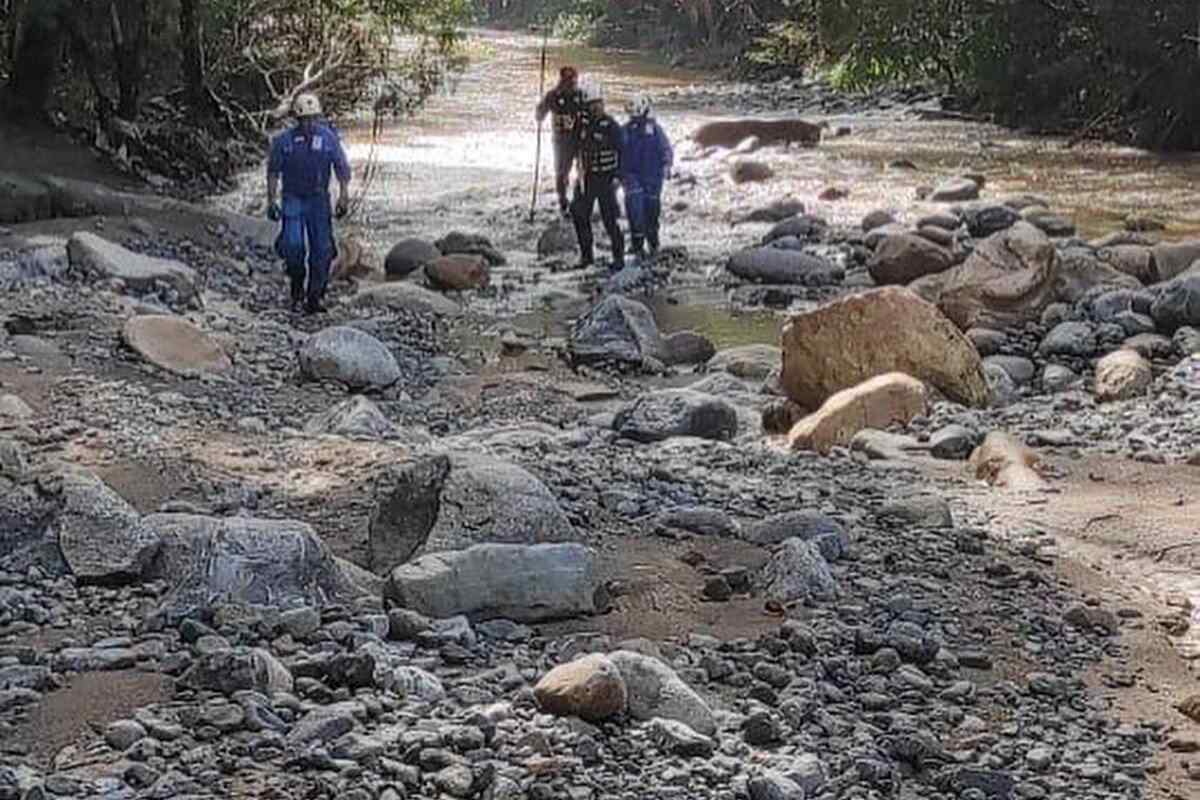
[534,654,627,722]
[1151,240,1200,282]
[121,315,232,377]
[692,118,823,149]
[780,286,989,411]
[425,254,490,291]
[937,221,1059,330]
[787,373,928,454]
[968,431,1047,490]
[1093,348,1152,402]
[330,236,375,282]
[868,233,954,285]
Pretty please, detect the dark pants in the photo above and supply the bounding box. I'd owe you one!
[274,192,335,304]
[624,182,663,254]
[571,173,624,267]
[552,134,577,212]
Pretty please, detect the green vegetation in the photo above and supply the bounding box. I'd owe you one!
[485,0,1200,151]
[0,0,475,183]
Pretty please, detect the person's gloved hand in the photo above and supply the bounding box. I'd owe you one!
[335,198,349,219]
[267,203,281,222]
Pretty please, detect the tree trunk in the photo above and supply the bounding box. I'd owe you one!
[5,2,64,118]
[110,0,148,119]
[179,0,206,110]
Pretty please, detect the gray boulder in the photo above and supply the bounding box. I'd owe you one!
[435,231,506,266]
[613,389,738,443]
[735,199,806,224]
[141,514,376,623]
[930,178,980,203]
[868,234,954,286]
[709,345,781,380]
[53,467,158,584]
[385,543,598,623]
[305,396,424,442]
[663,331,717,366]
[1037,321,1098,358]
[385,238,440,279]
[351,282,461,316]
[179,647,293,695]
[569,295,667,366]
[298,326,401,390]
[67,232,198,300]
[962,204,1020,238]
[762,216,827,244]
[0,172,53,223]
[608,650,716,735]
[727,248,843,286]
[1150,274,1200,333]
[743,512,848,561]
[369,452,575,572]
[758,538,837,603]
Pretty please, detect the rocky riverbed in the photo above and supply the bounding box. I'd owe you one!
[3,28,1200,800]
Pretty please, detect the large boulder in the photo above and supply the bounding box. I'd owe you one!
[385,239,440,279]
[535,654,628,722]
[351,282,461,316]
[726,248,843,286]
[298,326,401,390]
[140,514,376,622]
[936,222,1058,330]
[67,232,198,301]
[868,234,954,286]
[1150,274,1200,332]
[762,215,827,245]
[121,315,232,377]
[424,254,490,291]
[1054,247,1142,303]
[758,538,837,603]
[930,177,980,203]
[663,331,717,366]
[53,467,158,584]
[385,543,598,622]
[962,203,1020,238]
[734,198,806,225]
[435,231,506,266]
[787,373,928,454]
[179,648,293,695]
[1098,245,1156,283]
[1151,240,1200,283]
[369,452,574,572]
[780,287,989,411]
[1094,349,1152,402]
[569,295,667,366]
[613,389,738,443]
[692,118,823,149]
[608,650,716,735]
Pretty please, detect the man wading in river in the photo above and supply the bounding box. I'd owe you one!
[622,94,673,259]
[535,66,584,217]
[266,93,352,315]
[571,79,625,271]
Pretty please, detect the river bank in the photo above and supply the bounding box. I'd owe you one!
[2,25,1200,800]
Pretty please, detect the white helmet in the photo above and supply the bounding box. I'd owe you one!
[578,78,603,105]
[628,94,651,117]
[293,93,322,118]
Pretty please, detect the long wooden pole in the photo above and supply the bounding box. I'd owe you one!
[528,25,548,223]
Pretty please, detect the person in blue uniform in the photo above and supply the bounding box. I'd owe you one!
[621,94,673,258]
[266,93,351,314]
[571,80,625,271]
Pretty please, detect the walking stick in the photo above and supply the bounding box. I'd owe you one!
[529,25,549,224]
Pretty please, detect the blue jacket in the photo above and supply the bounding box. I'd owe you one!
[621,117,673,193]
[268,122,351,198]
